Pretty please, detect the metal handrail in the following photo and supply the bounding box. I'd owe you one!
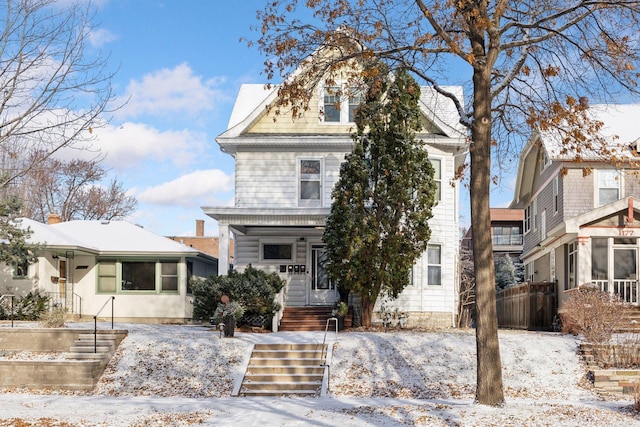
[320,317,338,394]
[0,295,15,327]
[93,296,115,353]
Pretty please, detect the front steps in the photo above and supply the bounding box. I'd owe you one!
[238,343,328,396]
[278,306,353,331]
[64,331,121,361]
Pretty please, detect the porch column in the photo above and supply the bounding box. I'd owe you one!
[218,223,230,275]
[577,236,592,286]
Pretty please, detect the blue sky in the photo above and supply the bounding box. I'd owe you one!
[72,0,515,237]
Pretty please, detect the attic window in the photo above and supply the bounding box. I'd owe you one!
[539,149,550,172]
[321,84,363,124]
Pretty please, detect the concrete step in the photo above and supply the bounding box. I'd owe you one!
[69,346,112,353]
[65,352,108,360]
[254,343,326,351]
[244,373,324,382]
[240,389,318,397]
[238,342,328,397]
[251,350,325,358]
[241,381,321,391]
[247,366,325,375]
[248,357,323,366]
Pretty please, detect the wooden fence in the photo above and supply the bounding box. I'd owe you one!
[496,281,557,330]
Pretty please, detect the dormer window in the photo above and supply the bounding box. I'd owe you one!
[321,84,363,124]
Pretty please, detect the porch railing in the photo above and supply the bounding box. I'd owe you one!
[46,292,82,317]
[592,279,640,305]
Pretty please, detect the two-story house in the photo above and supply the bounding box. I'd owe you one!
[511,103,640,308]
[203,55,467,329]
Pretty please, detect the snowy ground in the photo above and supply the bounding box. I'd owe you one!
[0,322,639,426]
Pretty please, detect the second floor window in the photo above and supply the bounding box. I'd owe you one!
[432,159,441,201]
[299,159,322,206]
[598,169,621,206]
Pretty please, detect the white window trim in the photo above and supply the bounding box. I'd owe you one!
[297,157,323,207]
[318,82,361,125]
[595,169,624,208]
[426,243,442,286]
[259,239,296,263]
[553,175,559,215]
[431,157,442,202]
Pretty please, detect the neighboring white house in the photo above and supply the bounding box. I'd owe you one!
[203,56,468,328]
[510,103,640,310]
[1,217,217,323]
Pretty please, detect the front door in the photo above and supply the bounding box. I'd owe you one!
[309,244,335,305]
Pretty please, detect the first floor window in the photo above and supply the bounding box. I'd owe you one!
[98,259,179,293]
[262,243,293,261]
[427,245,442,286]
[98,261,117,293]
[161,261,179,291]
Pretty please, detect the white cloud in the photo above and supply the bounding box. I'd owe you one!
[88,27,117,49]
[89,122,210,170]
[114,63,228,119]
[136,169,234,207]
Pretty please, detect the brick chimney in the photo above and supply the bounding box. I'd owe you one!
[196,219,205,237]
[47,213,61,224]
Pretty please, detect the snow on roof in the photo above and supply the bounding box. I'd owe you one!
[227,84,274,129]
[19,219,199,255]
[541,103,640,160]
[19,218,88,248]
[226,83,466,137]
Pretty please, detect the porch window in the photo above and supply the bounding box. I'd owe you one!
[598,169,621,206]
[299,159,322,207]
[566,242,577,290]
[427,245,442,286]
[122,262,156,291]
[591,238,608,280]
[262,243,293,261]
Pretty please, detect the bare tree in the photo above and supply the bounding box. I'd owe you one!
[253,0,640,405]
[0,0,115,188]
[19,151,137,222]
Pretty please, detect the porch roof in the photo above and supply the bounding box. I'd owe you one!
[202,207,330,234]
[527,197,640,261]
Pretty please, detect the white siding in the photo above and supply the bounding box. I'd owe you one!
[235,150,350,208]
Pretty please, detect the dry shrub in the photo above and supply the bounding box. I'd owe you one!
[560,286,627,345]
[39,307,66,328]
[635,382,640,411]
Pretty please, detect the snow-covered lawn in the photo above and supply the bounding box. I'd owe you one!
[0,323,638,426]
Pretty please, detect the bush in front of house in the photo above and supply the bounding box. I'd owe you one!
[561,285,627,345]
[191,265,286,327]
[0,291,50,321]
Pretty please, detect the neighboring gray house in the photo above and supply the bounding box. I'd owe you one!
[510,103,640,308]
[1,217,217,323]
[203,52,468,328]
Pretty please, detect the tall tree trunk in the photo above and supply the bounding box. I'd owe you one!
[470,64,505,406]
[360,295,376,328]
